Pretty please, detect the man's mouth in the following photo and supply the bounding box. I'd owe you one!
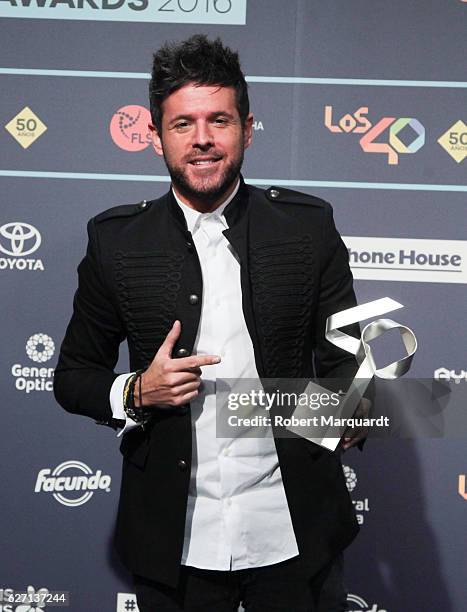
[189,157,222,166]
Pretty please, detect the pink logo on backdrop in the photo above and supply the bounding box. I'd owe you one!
[110,105,152,152]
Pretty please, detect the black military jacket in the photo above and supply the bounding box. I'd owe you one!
[54,179,361,587]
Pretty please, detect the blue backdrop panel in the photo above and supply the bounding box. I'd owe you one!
[1,1,466,610]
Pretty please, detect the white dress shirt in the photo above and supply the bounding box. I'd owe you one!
[110,181,299,570]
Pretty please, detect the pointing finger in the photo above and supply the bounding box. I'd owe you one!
[158,320,181,359]
[176,354,221,369]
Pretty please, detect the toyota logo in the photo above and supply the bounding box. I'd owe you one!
[0,222,41,256]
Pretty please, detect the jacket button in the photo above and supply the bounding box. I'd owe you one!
[185,241,193,249]
[176,348,190,357]
[269,188,280,198]
[139,200,148,209]
[177,459,187,471]
[188,294,199,305]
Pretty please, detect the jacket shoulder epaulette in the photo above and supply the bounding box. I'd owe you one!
[264,186,327,208]
[93,199,153,223]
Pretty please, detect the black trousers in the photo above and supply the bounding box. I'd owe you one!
[134,555,348,612]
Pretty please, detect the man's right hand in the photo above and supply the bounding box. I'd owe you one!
[135,320,220,408]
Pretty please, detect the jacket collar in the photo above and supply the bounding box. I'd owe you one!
[167,174,250,234]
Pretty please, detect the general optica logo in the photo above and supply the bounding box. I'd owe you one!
[34,460,112,507]
[343,465,370,525]
[110,105,152,152]
[26,333,55,363]
[343,464,357,492]
[324,106,425,165]
[11,334,55,393]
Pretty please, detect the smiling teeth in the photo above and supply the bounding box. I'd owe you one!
[192,160,218,165]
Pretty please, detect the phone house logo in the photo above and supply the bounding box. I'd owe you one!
[34,460,112,507]
[342,236,467,284]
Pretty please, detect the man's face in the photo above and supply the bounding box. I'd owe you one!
[151,83,253,208]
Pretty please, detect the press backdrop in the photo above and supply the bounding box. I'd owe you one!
[1,2,466,611]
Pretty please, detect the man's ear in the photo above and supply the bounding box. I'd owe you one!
[243,113,254,150]
[149,124,164,157]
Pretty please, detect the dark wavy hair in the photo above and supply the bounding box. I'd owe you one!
[149,34,249,132]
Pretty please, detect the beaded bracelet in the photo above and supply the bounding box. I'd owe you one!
[123,369,149,423]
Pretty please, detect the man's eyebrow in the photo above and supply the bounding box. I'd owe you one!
[168,111,235,125]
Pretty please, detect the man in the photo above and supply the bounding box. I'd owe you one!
[54,35,368,611]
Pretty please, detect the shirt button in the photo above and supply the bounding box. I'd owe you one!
[225,498,232,506]
[177,459,188,471]
[176,348,190,357]
[188,294,199,305]
[223,448,230,456]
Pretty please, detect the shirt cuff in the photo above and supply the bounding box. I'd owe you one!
[109,372,141,437]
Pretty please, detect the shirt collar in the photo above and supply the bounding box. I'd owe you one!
[172,179,240,235]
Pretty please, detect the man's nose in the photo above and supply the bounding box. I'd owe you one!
[192,121,214,149]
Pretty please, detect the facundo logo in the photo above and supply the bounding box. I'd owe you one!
[347,593,388,612]
[11,334,55,393]
[35,460,112,507]
[0,222,44,272]
[110,105,153,152]
[343,465,370,525]
[116,592,140,612]
[434,367,467,383]
[4,106,47,149]
[324,106,425,165]
[437,120,467,163]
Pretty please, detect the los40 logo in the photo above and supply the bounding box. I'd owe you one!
[324,106,425,165]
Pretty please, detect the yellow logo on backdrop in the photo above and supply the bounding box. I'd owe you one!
[5,106,47,149]
[458,475,467,500]
[438,120,467,163]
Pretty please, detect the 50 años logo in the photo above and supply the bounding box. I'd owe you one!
[324,106,425,165]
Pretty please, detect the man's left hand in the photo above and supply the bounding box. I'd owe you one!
[340,397,372,451]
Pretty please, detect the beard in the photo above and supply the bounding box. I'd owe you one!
[163,148,244,205]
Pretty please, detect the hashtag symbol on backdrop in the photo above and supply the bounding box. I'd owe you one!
[124,599,136,611]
